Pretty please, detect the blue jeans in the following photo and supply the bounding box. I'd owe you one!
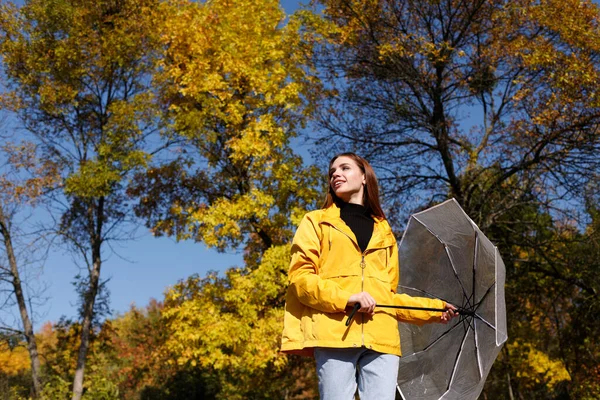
[314,347,400,400]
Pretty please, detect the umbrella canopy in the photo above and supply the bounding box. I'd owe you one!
[395,198,508,400]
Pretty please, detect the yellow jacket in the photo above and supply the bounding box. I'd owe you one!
[281,203,445,357]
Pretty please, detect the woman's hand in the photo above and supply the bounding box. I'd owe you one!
[440,303,458,324]
[347,292,377,315]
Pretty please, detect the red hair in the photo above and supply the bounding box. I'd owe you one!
[322,152,386,219]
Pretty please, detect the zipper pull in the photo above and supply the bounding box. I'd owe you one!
[360,255,366,269]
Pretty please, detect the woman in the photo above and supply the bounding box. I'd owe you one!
[281,153,457,400]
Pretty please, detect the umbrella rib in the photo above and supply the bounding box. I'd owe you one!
[473,314,496,330]
[397,284,446,300]
[472,232,479,312]
[474,281,495,310]
[417,319,465,353]
[471,282,497,328]
[443,243,472,308]
[474,319,484,379]
[443,323,473,396]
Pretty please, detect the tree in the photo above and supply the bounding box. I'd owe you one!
[126,0,325,397]
[101,300,198,399]
[161,245,317,399]
[0,141,60,398]
[129,0,323,267]
[29,319,119,399]
[0,0,164,398]
[301,0,600,229]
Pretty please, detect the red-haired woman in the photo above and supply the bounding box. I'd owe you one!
[281,152,457,400]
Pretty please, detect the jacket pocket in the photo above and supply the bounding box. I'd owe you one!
[318,225,361,279]
[365,247,392,284]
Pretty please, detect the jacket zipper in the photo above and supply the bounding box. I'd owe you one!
[328,223,370,348]
[360,253,366,347]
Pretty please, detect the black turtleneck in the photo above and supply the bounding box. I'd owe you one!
[339,201,374,253]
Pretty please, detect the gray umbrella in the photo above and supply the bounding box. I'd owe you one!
[393,199,508,400]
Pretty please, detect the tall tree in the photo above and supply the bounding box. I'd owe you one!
[127,0,325,397]
[0,0,164,398]
[302,0,600,228]
[0,141,60,398]
[129,0,323,267]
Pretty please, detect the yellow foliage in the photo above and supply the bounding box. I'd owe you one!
[0,343,30,375]
[126,0,323,259]
[162,245,293,398]
[508,340,571,389]
[156,0,318,167]
[185,188,275,247]
[158,0,311,125]
[0,322,63,376]
[498,0,600,114]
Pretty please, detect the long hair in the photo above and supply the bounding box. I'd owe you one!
[322,152,386,219]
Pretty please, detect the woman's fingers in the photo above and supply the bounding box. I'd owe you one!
[347,292,377,315]
[440,303,458,323]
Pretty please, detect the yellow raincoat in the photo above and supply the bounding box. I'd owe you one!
[281,203,445,357]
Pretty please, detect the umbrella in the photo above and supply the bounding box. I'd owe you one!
[390,198,508,399]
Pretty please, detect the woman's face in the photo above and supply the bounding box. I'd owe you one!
[329,156,366,205]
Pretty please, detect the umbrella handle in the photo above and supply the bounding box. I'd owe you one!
[345,303,360,326]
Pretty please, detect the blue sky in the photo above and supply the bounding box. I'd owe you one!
[0,0,306,329]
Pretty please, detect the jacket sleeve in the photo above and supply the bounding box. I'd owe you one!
[389,242,446,325]
[288,213,352,313]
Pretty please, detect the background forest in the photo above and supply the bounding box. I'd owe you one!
[0,0,599,399]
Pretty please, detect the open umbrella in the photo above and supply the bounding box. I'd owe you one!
[343,199,507,398]
[390,198,508,399]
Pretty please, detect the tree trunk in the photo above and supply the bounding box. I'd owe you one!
[431,66,463,205]
[0,206,42,398]
[71,198,104,400]
[507,372,515,400]
[71,257,101,400]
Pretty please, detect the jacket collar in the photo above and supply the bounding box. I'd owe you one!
[320,203,396,250]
